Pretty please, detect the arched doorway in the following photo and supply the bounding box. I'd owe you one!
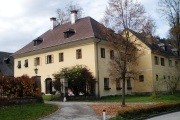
[45,78,52,94]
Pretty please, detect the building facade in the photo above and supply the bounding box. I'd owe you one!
[13,12,180,97]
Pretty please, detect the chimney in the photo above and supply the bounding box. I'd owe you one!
[71,10,78,24]
[50,17,58,29]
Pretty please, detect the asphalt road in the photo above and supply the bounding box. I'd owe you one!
[147,111,180,120]
[39,101,101,120]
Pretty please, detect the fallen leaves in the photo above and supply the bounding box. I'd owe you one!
[89,103,155,116]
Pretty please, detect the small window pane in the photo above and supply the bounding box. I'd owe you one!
[116,79,120,88]
[139,75,144,82]
[168,60,172,67]
[24,59,28,68]
[154,56,159,65]
[101,48,105,58]
[76,49,82,59]
[59,53,64,62]
[161,58,165,66]
[17,61,21,69]
[127,78,132,89]
[104,78,109,88]
[156,74,158,81]
[110,50,114,59]
[34,57,40,66]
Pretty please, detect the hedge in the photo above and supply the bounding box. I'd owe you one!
[117,102,180,119]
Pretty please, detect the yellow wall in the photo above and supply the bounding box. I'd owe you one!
[14,33,180,96]
[14,42,97,94]
[151,54,180,91]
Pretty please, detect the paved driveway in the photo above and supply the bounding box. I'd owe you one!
[40,101,180,120]
[147,111,180,120]
[39,101,102,120]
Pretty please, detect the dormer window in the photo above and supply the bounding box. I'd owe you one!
[171,48,179,56]
[64,28,75,38]
[34,37,43,46]
[4,58,10,64]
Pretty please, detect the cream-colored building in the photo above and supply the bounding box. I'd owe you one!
[13,12,180,97]
[128,30,180,94]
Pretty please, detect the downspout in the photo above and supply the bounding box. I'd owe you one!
[96,39,101,98]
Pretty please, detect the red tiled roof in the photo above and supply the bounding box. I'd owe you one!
[14,17,105,55]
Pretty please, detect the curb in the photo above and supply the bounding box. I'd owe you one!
[132,110,180,120]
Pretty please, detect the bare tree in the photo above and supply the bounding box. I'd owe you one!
[56,2,84,25]
[56,8,69,25]
[102,0,156,106]
[158,0,180,52]
[65,2,84,20]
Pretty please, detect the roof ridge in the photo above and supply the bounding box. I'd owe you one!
[87,17,96,37]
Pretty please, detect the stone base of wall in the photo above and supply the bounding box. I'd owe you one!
[133,92,152,95]
[0,97,44,107]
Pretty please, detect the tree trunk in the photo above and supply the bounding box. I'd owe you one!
[122,74,126,106]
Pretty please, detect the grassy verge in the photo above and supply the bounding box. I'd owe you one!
[42,95,60,101]
[0,103,58,120]
[86,94,180,102]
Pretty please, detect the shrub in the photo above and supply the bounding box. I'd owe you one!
[53,65,95,95]
[0,75,39,99]
[117,102,180,119]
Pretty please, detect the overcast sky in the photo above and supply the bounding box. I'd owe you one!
[0,0,169,53]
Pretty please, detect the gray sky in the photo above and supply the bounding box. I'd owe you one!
[0,0,169,53]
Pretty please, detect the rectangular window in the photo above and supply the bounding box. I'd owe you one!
[24,59,28,68]
[156,74,158,81]
[59,53,64,62]
[110,50,114,59]
[161,58,165,66]
[139,75,144,82]
[168,60,172,67]
[163,75,166,80]
[121,52,125,61]
[76,49,82,59]
[17,61,21,69]
[127,78,132,89]
[34,57,40,66]
[116,79,121,89]
[175,61,178,68]
[168,76,170,80]
[45,55,54,64]
[101,48,105,58]
[127,54,131,62]
[154,56,159,65]
[104,78,109,89]
[172,76,174,80]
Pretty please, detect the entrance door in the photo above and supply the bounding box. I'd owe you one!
[45,78,52,94]
[34,76,41,96]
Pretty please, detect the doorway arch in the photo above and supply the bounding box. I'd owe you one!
[45,78,52,94]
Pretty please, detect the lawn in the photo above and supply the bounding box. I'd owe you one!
[42,94,180,102]
[87,94,180,102]
[42,95,60,101]
[0,103,58,120]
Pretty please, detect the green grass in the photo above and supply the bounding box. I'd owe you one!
[42,95,60,101]
[87,94,180,102]
[0,103,58,120]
